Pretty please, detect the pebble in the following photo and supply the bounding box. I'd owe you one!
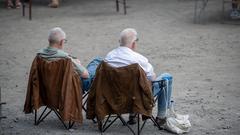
[13,118,19,123]
[205,79,212,82]
[218,117,225,121]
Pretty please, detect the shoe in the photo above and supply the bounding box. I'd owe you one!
[127,116,137,125]
[48,0,59,8]
[15,1,21,9]
[6,0,14,9]
[155,117,166,127]
[230,10,240,19]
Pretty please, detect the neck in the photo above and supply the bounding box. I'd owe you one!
[49,44,61,49]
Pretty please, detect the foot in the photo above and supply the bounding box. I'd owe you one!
[48,3,59,8]
[15,1,22,9]
[127,116,137,125]
[155,117,166,127]
[48,0,59,8]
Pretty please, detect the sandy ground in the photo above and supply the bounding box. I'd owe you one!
[0,0,240,134]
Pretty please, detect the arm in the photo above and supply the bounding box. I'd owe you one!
[71,58,89,78]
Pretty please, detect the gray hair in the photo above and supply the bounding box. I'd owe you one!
[119,28,138,47]
[48,27,66,44]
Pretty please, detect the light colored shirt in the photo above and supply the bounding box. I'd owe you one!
[104,46,155,80]
[37,46,87,75]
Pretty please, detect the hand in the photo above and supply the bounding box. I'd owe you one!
[72,58,81,65]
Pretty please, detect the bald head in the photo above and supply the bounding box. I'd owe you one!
[119,28,138,47]
[48,27,66,45]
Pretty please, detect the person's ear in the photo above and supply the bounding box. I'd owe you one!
[59,40,64,49]
[132,42,136,50]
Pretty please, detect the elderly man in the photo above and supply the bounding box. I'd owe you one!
[104,28,173,126]
[37,27,101,92]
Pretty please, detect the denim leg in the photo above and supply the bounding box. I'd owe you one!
[153,73,173,118]
[81,78,92,92]
[87,57,103,79]
[81,57,103,92]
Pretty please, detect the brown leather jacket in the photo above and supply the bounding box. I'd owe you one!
[87,62,154,120]
[24,56,83,123]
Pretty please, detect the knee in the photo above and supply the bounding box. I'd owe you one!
[160,73,173,80]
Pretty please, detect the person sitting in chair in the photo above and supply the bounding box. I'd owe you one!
[37,27,94,91]
[104,28,173,127]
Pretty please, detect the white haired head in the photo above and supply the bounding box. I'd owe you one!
[48,27,66,45]
[119,28,138,47]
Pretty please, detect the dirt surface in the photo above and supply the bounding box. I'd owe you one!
[0,0,240,134]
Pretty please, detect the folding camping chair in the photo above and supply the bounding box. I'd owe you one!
[87,62,165,135]
[24,56,83,129]
[98,80,166,135]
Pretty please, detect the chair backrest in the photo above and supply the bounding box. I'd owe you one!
[87,61,154,120]
[24,56,83,122]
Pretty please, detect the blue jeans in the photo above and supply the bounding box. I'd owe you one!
[81,57,103,92]
[152,73,173,118]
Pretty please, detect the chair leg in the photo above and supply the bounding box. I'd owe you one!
[35,107,52,125]
[53,109,69,129]
[69,121,75,129]
[222,0,225,22]
[102,115,118,132]
[53,109,75,129]
[22,0,25,17]
[98,114,162,135]
[123,0,127,15]
[118,115,136,135]
[116,0,119,12]
[29,0,32,20]
[97,117,103,132]
[140,119,147,133]
[137,114,140,135]
[34,109,37,125]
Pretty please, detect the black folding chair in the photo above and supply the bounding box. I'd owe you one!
[24,57,83,130]
[97,80,167,135]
